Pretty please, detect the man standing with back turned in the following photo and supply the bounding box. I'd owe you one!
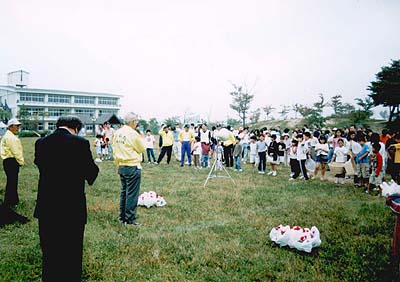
[34,116,99,282]
[113,112,146,226]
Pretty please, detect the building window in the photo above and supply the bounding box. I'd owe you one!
[98,97,118,106]
[24,107,44,116]
[38,122,44,131]
[48,108,71,117]
[74,96,95,105]
[47,122,56,131]
[48,94,71,104]
[99,109,118,116]
[75,108,95,116]
[20,93,45,102]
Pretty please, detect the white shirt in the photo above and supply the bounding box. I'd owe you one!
[144,135,155,149]
[334,146,348,163]
[249,142,257,154]
[315,143,329,156]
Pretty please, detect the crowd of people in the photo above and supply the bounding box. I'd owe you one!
[145,123,400,193]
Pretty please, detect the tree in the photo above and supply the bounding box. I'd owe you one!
[292,103,302,119]
[229,82,255,128]
[278,105,290,119]
[163,116,181,127]
[368,59,400,122]
[138,119,149,132]
[354,97,374,119]
[329,94,343,116]
[17,104,38,130]
[249,108,261,124]
[263,105,275,120]
[297,94,326,128]
[0,108,11,122]
[147,118,160,133]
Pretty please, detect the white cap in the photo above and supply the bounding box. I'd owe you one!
[124,112,139,124]
[7,118,21,127]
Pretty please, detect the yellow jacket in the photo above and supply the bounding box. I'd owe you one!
[113,125,146,167]
[158,129,174,147]
[178,130,195,142]
[223,132,236,147]
[0,130,24,166]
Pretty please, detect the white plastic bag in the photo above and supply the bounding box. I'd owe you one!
[305,159,316,172]
[138,191,166,208]
[380,181,400,197]
[269,225,321,253]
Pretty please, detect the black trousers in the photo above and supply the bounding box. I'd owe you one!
[223,144,234,167]
[39,219,85,282]
[258,151,266,172]
[3,158,20,206]
[290,158,300,176]
[157,145,172,164]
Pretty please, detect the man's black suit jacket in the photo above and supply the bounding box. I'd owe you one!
[34,128,99,224]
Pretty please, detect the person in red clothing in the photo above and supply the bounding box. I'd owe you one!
[367,143,383,194]
[379,129,391,145]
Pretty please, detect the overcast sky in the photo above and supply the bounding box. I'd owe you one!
[0,0,399,122]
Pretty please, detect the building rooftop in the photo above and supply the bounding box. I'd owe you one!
[0,85,122,97]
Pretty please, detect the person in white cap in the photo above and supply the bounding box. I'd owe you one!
[0,118,24,207]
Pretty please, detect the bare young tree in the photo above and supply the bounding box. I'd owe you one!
[263,105,275,120]
[229,81,255,128]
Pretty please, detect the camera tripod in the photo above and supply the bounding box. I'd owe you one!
[203,144,235,187]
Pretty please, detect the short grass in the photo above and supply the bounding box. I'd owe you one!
[0,137,399,281]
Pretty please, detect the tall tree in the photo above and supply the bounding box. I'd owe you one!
[263,105,275,120]
[298,94,326,128]
[330,94,343,116]
[163,116,181,127]
[354,97,374,119]
[368,59,400,122]
[229,82,255,128]
[147,118,159,133]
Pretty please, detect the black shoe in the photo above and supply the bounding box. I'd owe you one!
[180,164,184,167]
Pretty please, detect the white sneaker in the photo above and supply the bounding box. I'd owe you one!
[95,158,102,162]
[272,171,277,176]
[239,169,243,172]
[261,171,265,174]
[289,177,295,181]
[335,178,339,184]
[320,176,324,181]
[268,171,273,175]
[258,171,263,174]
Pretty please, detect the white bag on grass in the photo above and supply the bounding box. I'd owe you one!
[138,191,166,208]
[269,225,321,253]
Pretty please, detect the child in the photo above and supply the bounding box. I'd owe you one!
[296,134,309,180]
[268,134,279,176]
[216,141,224,170]
[367,143,383,194]
[249,135,258,167]
[314,136,329,180]
[289,139,300,180]
[388,134,400,184]
[355,135,370,188]
[278,137,287,166]
[192,136,202,169]
[332,138,348,184]
[256,134,268,174]
[145,129,157,163]
[94,134,103,162]
[233,136,243,172]
[102,138,109,160]
[201,142,211,168]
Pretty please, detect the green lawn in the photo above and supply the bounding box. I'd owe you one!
[0,137,399,281]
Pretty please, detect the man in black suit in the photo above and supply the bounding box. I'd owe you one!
[34,116,99,282]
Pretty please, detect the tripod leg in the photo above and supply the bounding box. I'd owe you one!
[204,158,218,187]
[221,164,236,184]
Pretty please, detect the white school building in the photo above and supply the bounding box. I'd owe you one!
[0,70,122,132]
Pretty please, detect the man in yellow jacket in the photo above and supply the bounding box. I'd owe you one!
[113,112,146,227]
[156,125,174,164]
[0,118,24,207]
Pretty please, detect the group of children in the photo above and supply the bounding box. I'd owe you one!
[138,124,400,193]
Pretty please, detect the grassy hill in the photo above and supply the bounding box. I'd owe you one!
[0,137,399,281]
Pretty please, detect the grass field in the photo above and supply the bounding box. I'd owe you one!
[0,137,399,281]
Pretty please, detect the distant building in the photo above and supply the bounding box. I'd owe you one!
[0,70,122,132]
